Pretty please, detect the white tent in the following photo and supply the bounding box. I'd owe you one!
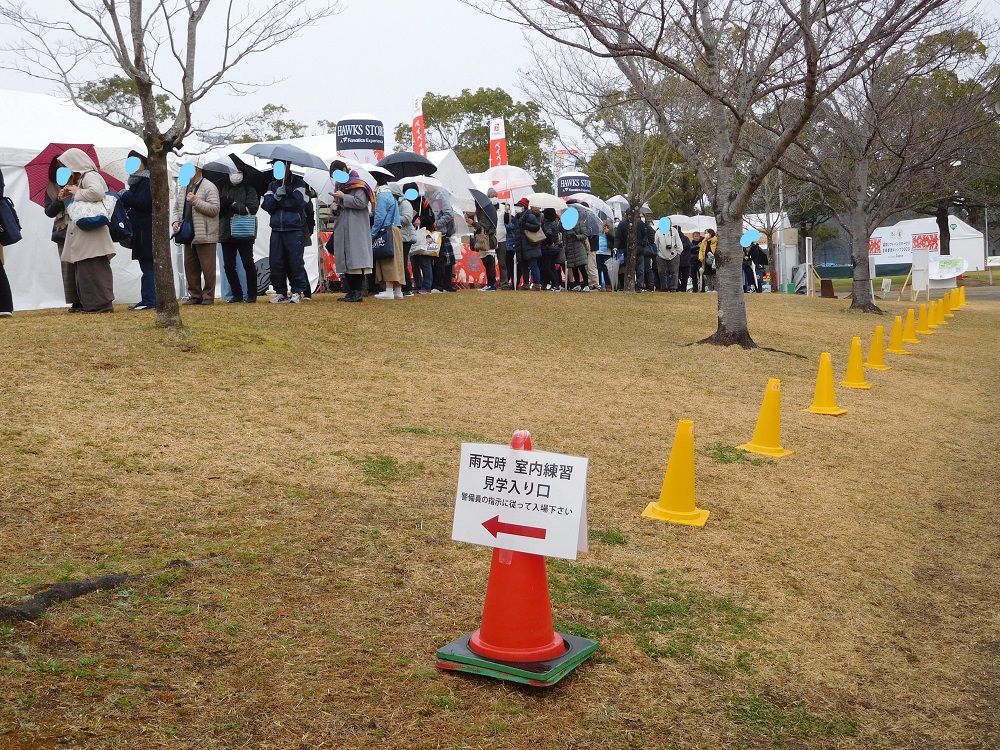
[0,89,146,311]
[870,215,984,272]
[426,150,476,213]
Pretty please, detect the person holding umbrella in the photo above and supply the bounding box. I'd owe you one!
[218,165,260,303]
[330,160,375,303]
[262,160,310,304]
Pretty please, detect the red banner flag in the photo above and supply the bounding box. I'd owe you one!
[489,117,508,167]
[412,97,427,157]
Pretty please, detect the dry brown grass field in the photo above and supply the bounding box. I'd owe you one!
[0,289,997,750]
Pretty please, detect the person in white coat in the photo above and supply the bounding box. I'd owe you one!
[655,223,684,292]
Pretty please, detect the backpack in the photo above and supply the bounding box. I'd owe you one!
[107,192,133,247]
[0,195,22,246]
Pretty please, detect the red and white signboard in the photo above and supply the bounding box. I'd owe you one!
[412,97,427,157]
[489,117,508,168]
[452,443,588,560]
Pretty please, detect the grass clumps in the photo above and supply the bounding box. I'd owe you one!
[701,441,776,466]
[728,695,859,745]
[392,425,488,442]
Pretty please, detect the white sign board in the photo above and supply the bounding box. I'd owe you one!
[452,444,588,560]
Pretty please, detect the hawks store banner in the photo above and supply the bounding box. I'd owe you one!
[336,116,385,164]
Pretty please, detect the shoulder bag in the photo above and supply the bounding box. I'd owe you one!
[371,224,394,261]
[172,188,195,245]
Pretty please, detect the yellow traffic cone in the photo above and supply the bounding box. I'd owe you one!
[806,352,847,416]
[959,285,967,307]
[841,337,872,389]
[902,308,920,344]
[942,291,954,318]
[642,420,710,527]
[916,304,934,336]
[928,300,940,329]
[886,315,912,355]
[935,297,948,326]
[737,379,794,458]
[865,325,892,370]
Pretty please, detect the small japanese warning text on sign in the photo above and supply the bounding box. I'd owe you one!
[452,443,588,560]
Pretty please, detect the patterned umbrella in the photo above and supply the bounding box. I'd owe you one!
[24,143,125,207]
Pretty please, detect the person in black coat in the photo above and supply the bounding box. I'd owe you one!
[0,170,13,317]
[218,168,260,302]
[635,216,656,292]
[118,155,154,310]
[750,241,768,292]
[676,225,691,291]
[541,207,563,290]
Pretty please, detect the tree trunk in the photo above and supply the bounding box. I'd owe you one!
[849,205,881,313]
[935,203,951,256]
[702,217,756,348]
[624,207,638,293]
[147,139,182,328]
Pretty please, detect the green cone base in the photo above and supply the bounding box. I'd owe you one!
[436,632,598,686]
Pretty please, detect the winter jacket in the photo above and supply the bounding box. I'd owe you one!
[471,215,497,258]
[699,235,718,273]
[615,218,631,254]
[513,208,542,260]
[750,242,768,267]
[399,198,419,243]
[678,233,692,267]
[333,187,373,274]
[564,221,590,268]
[639,220,657,257]
[372,187,401,236]
[600,228,614,254]
[262,174,308,233]
[655,226,683,261]
[119,173,153,261]
[59,147,116,264]
[172,177,221,245]
[44,187,68,243]
[217,181,260,242]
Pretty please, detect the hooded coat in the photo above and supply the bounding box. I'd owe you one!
[564,219,590,268]
[119,172,153,262]
[59,148,115,264]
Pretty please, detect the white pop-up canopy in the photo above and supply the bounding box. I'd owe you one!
[0,89,147,311]
[870,215,984,272]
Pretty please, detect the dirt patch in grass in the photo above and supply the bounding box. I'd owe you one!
[0,291,997,749]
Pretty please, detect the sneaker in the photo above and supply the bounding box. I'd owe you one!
[301,295,312,301]
[479,285,496,292]
[374,290,396,300]
[571,285,582,292]
[580,286,592,292]
[290,293,302,304]
[548,286,563,292]
[417,289,431,295]
[127,303,153,311]
[182,298,202,305]
[226,298,244,304]
[430,289,443,294]
[393,288,404,299]
[403,291,415,297]
[270,294,291,304]
[246,298,257,303]
[0,311,12,318]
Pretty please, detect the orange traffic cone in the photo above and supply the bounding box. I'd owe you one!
[916,304,934,336]
[886,315,911,355]
[437,430,598,686]
[841,337,871,389]
[865,326,891,370]
[737,379,794,458]
[902,308,920,344]
[642,420,710,526]
[806,352,847,416]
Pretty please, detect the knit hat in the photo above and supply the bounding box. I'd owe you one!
[516,197,530,207]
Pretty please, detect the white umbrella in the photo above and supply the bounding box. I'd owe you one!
[304,165,376,203]
[568,193,614,224]
[526,192,566,210]
[483,164,536,192]
[607,194,629,209]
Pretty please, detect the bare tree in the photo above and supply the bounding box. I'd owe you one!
[529,48,674,291]
[472,0,947,347]
[0,0,340,327]
[783,24,1000,311]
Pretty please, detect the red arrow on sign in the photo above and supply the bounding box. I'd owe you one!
[482,515,547,540]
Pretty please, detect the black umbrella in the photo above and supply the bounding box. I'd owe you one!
[470,188,498,228]
[376,151,437,179]
[244,142,328,170]
[230,153,273,195]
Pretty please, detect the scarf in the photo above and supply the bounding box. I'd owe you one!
[127,170,150,187]
[337,170,375,209]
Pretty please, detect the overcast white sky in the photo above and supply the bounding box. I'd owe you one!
[0,0,536,149]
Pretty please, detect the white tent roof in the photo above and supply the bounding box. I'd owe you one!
[426,149,476,212]
[872,215,983,240]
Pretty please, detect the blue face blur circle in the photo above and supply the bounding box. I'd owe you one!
[404,188,419,201]
[332,169,350,183]
[740,229,762,248]
[125,156,142,175]
[56,167,72,186]
[658,217,671,234]
[272,161,286,180]
[561,207,579,231]
[178,162,196,187]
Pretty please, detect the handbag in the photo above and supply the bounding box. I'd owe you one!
[65,194,116,231]
[473,232,491,252]
[524,227,546,245]
[0,195,23,246]
[372,225,394,261]
[172,190,195,246]
[423,230,442,257]
[230,214,257,239]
